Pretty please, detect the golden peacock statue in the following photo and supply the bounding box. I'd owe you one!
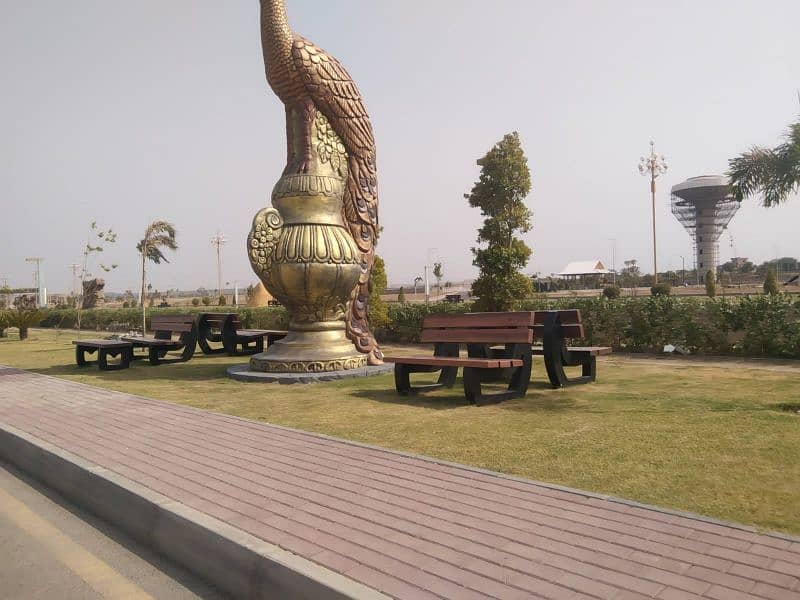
[247,0,382,373]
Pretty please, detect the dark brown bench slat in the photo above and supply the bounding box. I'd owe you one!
[421,327,533,344]
[384,356,524,369]
[533,309,582,325]
[72,340,131,349]
[122,337,183,347]
[423,312,535,328]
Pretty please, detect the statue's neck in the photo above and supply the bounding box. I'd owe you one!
[261,0,292,48]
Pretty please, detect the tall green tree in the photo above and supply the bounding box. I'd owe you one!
[466,132,533,311]
[728,117,800,206]
[137,221,178,332]
[368,255,389,330]
[432,262,443,296]
[764,268,779,296]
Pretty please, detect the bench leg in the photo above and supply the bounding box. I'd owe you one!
[395,364,412,395]
[98,348,132,371]
[463,368,526,406]
[75,347,93,367]
[582,356,597,382]
[394,364,457,395]
[148,347,162,366]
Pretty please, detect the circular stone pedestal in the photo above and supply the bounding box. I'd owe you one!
[226,363,393,384]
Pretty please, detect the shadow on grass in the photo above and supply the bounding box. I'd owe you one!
[769,403,800,414]
[352,379,579,412]
[27,354,243,383]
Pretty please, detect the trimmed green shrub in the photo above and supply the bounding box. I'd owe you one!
[650,283,671,296]
[191,298,200,306]
[201,296,212,306]
[602,286,621,299]
[218,295,227,306]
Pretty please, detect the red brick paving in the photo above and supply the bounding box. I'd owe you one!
[1,366,798,600]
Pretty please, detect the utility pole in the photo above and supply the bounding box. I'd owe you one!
[638,141,668,284]
[210,232,226,300]
[25,257,45,306]
[424,248,438,304]
[69,264,81,297]
[680,256,686,286]
[608,238,617,286]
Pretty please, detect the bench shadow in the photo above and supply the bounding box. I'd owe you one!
[26,354,243,383]
[352,379,579,412]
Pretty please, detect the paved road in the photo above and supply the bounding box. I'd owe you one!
[0,461,225,600]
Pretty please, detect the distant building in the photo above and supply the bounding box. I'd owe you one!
[557,261,610,278]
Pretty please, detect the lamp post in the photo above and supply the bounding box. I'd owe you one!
[679,255,686,286]
[210,232,226,301]
[638,141,668,284]
[424,248,438,304]
[608,238,617,286]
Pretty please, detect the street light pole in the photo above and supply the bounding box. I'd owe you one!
[638,141,668,285]
[608,238,617,286]
[210,232,226,301]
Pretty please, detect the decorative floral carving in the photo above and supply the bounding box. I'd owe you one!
[314,112,347,174]
[248,207,284,276]
[251,355,367,373]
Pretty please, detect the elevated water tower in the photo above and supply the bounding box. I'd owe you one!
[670,175,740,283]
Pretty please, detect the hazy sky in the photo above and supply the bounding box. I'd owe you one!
[2,0,799,294]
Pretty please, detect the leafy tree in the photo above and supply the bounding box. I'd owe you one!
[368,255,389,330]
[621,259,641,287]
[432,262,443,296]
[728,117,800,206]
[705,271,716,297]
[137,221,178,333]
[764,268,779,295]
[397,286,406,303]
[466,132,533,311]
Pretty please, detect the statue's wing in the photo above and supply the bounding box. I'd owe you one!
[291,37,375,161]
[291,37,382,363]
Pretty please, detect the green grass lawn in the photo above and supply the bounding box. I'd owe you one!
[2,328,799,536]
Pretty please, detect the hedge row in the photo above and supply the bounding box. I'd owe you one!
[39,306,288,332]
[383,295,800,358]
[34,295,800,358]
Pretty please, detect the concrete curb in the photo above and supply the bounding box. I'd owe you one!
[0,422,389,600]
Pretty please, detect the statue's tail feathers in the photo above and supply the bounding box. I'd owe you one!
[343,154,381,364]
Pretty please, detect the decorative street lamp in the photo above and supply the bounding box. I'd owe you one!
[638,141,668,284]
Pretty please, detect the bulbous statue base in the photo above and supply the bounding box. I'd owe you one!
[249,323,366,373]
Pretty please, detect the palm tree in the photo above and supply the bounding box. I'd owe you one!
[728,118,800,206]
[137,221,178,333]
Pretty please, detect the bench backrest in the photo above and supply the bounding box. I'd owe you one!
[200,312,239,328]
[151,315,196,334]
[533,310,584,340]
[421,312,535,344]
[420,310,585,344]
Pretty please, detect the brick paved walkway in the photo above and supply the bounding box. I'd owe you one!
[1,366,798,600]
